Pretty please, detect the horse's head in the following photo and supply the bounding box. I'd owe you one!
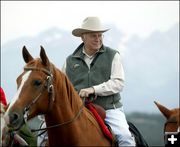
[154,101,180,132]
[4,46,55,131]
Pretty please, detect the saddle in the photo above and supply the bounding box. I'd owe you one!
[85,95,106,120]
[88,103,106,120]
[85,102,113,141]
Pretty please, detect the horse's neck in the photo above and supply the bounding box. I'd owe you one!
[56,71,82,114]
[44,71,86,145]
[43,70,111,146]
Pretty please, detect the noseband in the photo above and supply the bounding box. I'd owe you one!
[23,66,55,121]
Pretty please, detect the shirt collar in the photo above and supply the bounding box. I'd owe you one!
[82,47,98,59]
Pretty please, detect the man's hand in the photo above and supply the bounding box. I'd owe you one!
[79,87,95,98]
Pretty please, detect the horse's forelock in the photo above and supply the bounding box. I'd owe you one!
[25,58,40,67]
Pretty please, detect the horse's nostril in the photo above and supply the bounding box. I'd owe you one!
[7,111,24,131]
[10,112,20,124]
[13,113,19,120]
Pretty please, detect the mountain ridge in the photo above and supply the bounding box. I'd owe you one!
[1,23,179,113]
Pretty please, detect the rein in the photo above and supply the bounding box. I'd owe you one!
[31,98,85,133]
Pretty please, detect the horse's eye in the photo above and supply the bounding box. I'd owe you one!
[33,80,42,87]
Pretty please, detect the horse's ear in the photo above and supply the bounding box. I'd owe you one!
[40,46,50,66]
[22,46,33,63]
[154,101,171,119]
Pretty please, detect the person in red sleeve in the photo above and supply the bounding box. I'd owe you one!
[0,87,7,106]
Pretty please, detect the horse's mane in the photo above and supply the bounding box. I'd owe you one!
[53,64,83,113]
[49,60,101,130]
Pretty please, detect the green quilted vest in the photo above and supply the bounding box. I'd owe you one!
[66,43,122,110]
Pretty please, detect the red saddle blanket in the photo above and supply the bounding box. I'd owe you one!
[86,103,113,141]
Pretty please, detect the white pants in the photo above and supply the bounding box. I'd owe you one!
[105,107,136,146]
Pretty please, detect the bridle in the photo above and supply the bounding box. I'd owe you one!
[23,66,85,133]
[23,66,55,122]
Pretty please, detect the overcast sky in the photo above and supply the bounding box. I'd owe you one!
[1,1,179,45]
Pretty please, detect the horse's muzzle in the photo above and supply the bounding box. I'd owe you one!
[7,110,25,131]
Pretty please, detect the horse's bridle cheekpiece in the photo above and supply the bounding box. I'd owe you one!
[23,66,85,133]
[23,66,55,122]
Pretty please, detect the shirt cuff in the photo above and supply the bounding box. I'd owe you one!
[93,84,105,95]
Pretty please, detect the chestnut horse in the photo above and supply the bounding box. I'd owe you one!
[4,46,111,146]
[154,101,180,133]
[154,101,180,145]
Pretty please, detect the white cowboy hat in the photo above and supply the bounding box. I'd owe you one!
[72,17,109,37]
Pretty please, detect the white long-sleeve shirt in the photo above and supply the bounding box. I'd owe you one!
[62,50,125,96]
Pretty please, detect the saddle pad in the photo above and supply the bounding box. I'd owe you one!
[86,103,113,141]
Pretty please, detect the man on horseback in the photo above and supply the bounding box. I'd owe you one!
[62,17,136,146]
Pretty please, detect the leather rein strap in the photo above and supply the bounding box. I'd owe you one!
[32,98,85,133]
